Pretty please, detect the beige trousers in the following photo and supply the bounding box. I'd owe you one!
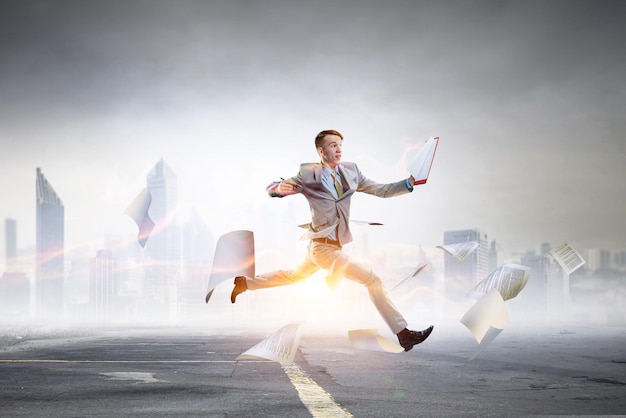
[245,240,408,334]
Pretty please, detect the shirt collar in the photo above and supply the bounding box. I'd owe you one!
[321,165,341,176]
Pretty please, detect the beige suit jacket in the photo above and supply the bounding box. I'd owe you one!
[267,161,413,245]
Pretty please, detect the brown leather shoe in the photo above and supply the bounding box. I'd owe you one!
[230,276,248,303]
[397,325,434,352]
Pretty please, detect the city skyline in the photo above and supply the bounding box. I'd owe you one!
[2,153,624,270]
[1,0,626,267]
[1,160,620,327]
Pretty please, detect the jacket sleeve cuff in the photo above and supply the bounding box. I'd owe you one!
[266,181,284,197]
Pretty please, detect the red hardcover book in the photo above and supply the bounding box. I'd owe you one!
[408,136,439,185]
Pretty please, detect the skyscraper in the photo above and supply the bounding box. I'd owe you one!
[583,248,612,272]
[519,244,570,322]
[90,249,119,324]
[143,159,179,322]
[5,218,17,272]
[519,251,550,320]
[36,167,65,320]
[178,207,214,322]
[145,159,178,261]
[1,218,29,318]
[488,239,498,273]
[443,228,490,301]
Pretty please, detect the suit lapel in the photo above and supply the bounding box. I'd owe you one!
[312,164,324,186]
[305,163,332,197]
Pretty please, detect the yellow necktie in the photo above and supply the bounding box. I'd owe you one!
[332,171,343,198]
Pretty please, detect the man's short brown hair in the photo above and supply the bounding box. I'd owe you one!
[315,130,344,148]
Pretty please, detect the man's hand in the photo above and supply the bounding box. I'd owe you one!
[409,175,417,185]
[278,179,301,195]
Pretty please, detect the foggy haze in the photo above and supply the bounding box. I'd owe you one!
[2,7,625,416]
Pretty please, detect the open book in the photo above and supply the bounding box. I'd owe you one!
[407,136,440,185]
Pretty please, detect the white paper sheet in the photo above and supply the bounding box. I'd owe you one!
[467,326,504,361]
[204,230,255,303]
[461,288,508,345]
[467,263,530,301]
[236,322,303,364]
[350,220,384,226]
[549,242,586,274]
[123,188,155,248]
[390,263,428,292]
[348,329,404,353]
[436,241,479,261]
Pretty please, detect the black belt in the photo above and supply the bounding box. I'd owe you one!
[312,238,342,247]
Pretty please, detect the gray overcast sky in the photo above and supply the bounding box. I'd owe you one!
[1,0,625,263]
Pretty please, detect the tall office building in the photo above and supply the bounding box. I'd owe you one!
[1,218,30,318]
[518,243,570,322]
[178,208,214,322]
[90,249,120,324]
[0,271,30,318]
[519,251,550,320]
[546,258,570,320]
[488,240,498,274]
[35,168,65,320]
[613,250,626,272]
[443,228,490,301]
[145,159,178,261]
[143,159,179,322]
[5,218,17,272]
[582,248,612,272]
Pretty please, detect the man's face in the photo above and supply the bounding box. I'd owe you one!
[317,134,343,169]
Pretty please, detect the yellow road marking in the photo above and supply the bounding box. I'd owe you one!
[282,362,353,418]
[2,358,354,417]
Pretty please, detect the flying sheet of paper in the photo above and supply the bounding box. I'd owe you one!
[467,326,504,361]
[205,230,255,303]
[436,241,479,261]
[350,220,384,226]
[549,242,586,275]
[123,188,155,248]
[348,329,404,353]
[236,322,303,364]
[390,263,428,292]
[467,263,530,301]
[406,136,440,185]
[461,288,508,346]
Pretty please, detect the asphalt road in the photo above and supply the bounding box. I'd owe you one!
[1,323,625,417]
